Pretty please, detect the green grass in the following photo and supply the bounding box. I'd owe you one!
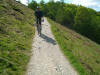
[0,0,35,75]
[47,18,100,75]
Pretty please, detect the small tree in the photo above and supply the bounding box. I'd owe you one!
[40,0,45,5]
[74,6,92,36]
[40,0,45,9]
[28,0,38,10]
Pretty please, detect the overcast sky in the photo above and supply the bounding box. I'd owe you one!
[18,0,100,11]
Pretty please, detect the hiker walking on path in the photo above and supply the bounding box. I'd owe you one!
[35,6,43,25]
[34,6,43,35]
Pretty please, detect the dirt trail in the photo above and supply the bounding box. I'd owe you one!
[26,18,78,75]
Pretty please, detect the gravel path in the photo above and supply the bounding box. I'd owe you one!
[26,18,78,75]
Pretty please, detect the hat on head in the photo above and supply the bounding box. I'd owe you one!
[37,6,40,9]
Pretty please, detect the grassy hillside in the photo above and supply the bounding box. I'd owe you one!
[48,18,100,75]
[0,0,35,75]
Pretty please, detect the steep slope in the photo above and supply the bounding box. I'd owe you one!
[48,19,100,75]
[0,0,35,75]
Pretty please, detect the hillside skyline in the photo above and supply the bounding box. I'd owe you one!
[17,0,100,11]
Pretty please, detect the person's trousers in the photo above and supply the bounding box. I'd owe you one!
[36,18,41,25]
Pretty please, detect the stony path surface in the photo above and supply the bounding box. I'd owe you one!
[26,18,78,75]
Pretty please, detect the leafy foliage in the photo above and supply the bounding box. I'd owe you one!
[74,6,92,36]
[32,1,100,44]
[28,0,38,10]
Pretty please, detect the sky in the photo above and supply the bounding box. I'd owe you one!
[18,0,100,11]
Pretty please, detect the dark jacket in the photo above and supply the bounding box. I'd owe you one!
[35,10,43,18]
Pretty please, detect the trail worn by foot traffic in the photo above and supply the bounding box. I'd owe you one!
[26,18,78,75]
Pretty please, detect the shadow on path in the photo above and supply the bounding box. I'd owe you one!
[40,33,56,45]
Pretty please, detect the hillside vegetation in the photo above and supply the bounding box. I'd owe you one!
[29,1,100,44]
[0,0,35,75]
[48,18,100,75]
[28,1,100,75]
